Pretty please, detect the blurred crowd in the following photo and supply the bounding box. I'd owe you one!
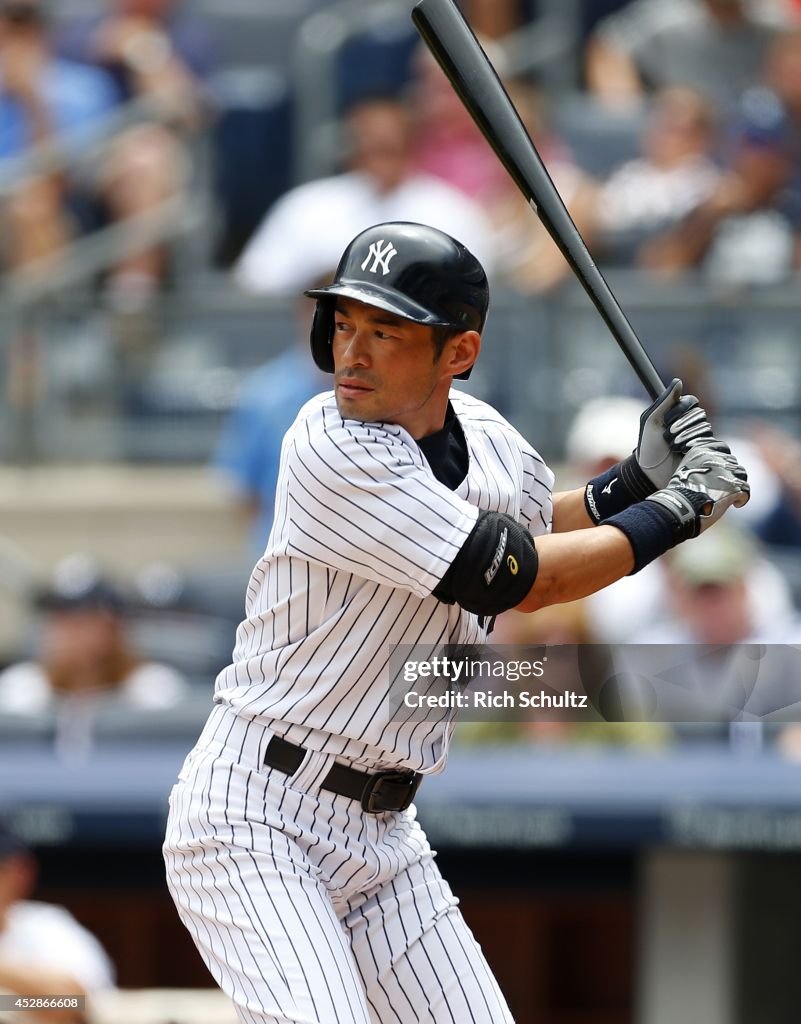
[2,0,801,290]
[227,5,801,294]
[2,0,801,759]
[0,822,114,1024]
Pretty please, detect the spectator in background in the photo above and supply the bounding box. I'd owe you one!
[463,0,524,40]
[409,64,598,294]
[749,422,801,546]
[585,0,778,112]
[409,44,509,205]
[643,28,801,282]
[594,87,722,268]
[455,599,674,749]
[0,556,187,757]
[214,287,329,553]
[634,523,797,643]
[490,80,600,293]
[57,0,215,113]
[55,0,215,308]
[234,94,496,294]
[626,525,801,745]
[0,0,117,273]
[0,823,115,1024]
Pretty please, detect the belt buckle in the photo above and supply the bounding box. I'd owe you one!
[361,770,420,814]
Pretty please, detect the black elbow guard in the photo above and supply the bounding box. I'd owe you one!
[434,511,538,615]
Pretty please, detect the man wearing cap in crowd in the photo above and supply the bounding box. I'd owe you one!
[0,556,187,756]
[634,524,798,645]
[617,525,801,745]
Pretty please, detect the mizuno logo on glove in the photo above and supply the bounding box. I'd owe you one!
[601,477,617,495]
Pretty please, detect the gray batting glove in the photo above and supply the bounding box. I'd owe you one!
[647,442,750,541]
[585,379,718,524]
[628,378,717,492]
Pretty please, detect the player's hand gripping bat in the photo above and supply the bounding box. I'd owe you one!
[411,0,664,401]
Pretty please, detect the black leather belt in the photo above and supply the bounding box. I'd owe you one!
[265,735,422,814]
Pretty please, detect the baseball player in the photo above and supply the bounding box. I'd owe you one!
[163,222,748,1024]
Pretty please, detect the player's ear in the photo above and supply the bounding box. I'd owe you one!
[442,330,480,379]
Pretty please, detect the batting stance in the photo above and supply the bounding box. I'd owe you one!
[164,222,748,1023]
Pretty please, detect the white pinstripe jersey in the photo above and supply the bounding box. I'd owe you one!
[214,389,554,773]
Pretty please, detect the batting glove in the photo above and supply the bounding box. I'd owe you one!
[604,443,750,573]
[634,378,717,488]
[648,442,750,539]
[585,378,717,523]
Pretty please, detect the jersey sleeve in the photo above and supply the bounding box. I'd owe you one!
[519,442,555,537]
[282,408,481,597]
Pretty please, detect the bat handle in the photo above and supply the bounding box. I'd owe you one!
[612,315,664,401]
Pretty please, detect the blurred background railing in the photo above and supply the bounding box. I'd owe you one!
[2,280,801,464]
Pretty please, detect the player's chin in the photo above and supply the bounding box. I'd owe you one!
[335,386,378,417]
[336,396,371,419]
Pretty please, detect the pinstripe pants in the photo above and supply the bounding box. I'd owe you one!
[163,705,514,1024]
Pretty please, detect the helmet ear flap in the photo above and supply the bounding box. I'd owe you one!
[309,299,335,373]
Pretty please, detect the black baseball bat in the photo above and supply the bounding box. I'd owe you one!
[411,0,664,400]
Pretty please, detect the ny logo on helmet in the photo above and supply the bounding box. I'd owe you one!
[361,240,398,276]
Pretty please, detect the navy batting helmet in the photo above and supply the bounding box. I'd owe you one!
[305,222,489,380]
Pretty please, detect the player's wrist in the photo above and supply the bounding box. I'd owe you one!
[603,487,706,573]
[584,454,653,524]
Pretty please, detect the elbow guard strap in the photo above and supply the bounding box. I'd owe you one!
[434,511,538,615]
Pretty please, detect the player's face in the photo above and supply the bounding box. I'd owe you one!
[332,298,463,438]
